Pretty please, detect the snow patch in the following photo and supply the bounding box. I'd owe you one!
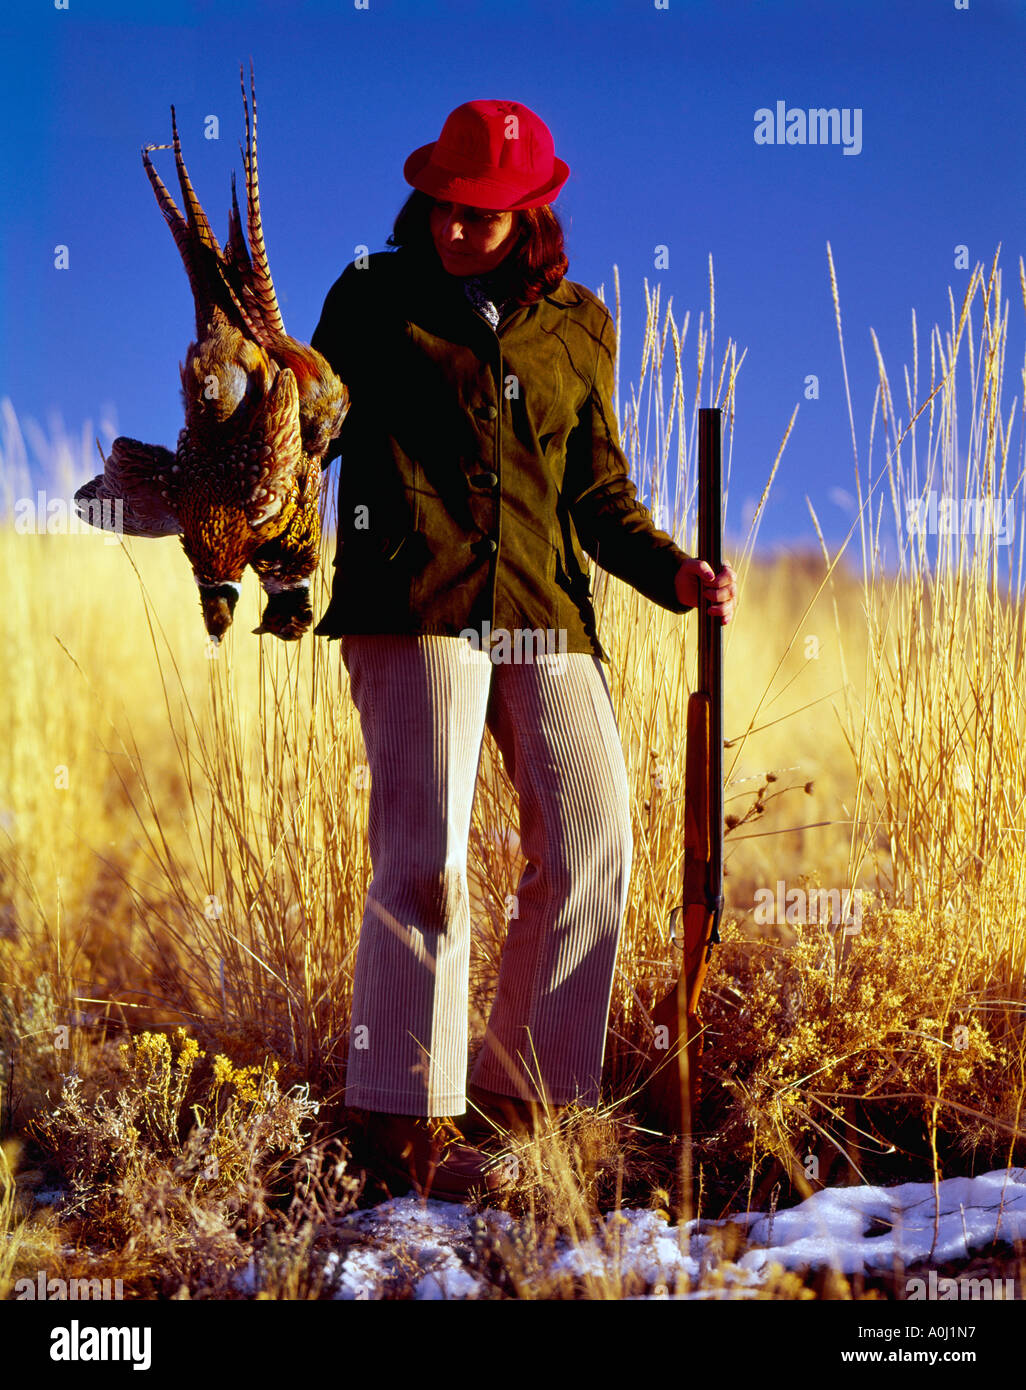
[262,1167,1026,1298]
[323,1195,513,1301]
[727,1167,1026,1275]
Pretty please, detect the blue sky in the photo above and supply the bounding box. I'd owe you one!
[1,0,1023,557]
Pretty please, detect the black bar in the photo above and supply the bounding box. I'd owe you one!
[697,409,724,942]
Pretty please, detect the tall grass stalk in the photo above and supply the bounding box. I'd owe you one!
[836,249,1026,1010]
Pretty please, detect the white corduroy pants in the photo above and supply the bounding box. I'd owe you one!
[339,633,633,1116]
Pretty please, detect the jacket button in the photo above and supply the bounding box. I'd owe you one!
[471,471,499,489]
[476,404,498,421]
[472,537,498,557]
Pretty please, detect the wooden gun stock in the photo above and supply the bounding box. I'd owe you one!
[641,407,724,1135]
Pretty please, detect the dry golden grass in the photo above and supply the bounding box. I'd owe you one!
[1,249,1025,1297]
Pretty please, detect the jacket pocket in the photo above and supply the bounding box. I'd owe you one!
[348,531,420,567]
[381,534,409,563]
[555,511,591,593]
[371,528,432,572]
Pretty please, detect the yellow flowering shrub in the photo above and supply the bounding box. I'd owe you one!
[33,1027,321,1288]
[700,899,1014,1183]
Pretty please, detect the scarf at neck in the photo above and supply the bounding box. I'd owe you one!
[460,264,516,329]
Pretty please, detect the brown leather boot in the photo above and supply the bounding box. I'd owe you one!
[362,1111,518,1203]
[462,1083,563,1141]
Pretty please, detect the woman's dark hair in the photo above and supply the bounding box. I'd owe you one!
[386,190,569,307]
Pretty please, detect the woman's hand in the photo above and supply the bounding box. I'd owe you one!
[675,558,737,624]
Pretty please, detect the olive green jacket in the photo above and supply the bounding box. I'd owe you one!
[310,245,693,661]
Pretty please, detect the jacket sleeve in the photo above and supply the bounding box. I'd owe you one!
[311,260,373,469]
[565,305,695,614]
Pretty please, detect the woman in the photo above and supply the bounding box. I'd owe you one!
[311,99,737,1202]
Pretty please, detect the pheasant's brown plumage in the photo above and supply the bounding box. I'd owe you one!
[75,63,348,644]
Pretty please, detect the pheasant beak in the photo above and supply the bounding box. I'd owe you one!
[197,581,242,643]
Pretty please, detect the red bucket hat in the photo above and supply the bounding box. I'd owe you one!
[403,99,570,211]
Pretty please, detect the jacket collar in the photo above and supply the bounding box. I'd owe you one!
[389,245,588,357]
[394,244,584,317]
[542,278,585,309]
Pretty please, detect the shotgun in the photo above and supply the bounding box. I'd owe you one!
[642,406,725,1135]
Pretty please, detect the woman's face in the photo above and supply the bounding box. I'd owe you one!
[429,200,518,276]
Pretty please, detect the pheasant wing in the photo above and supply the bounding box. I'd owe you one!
[243,367,304,530]
[75,437,182,538]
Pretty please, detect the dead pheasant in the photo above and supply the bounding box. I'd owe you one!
[74,63,348,644]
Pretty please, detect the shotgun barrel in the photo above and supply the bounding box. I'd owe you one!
[699,407,725,956]
[641,406,725,1134]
